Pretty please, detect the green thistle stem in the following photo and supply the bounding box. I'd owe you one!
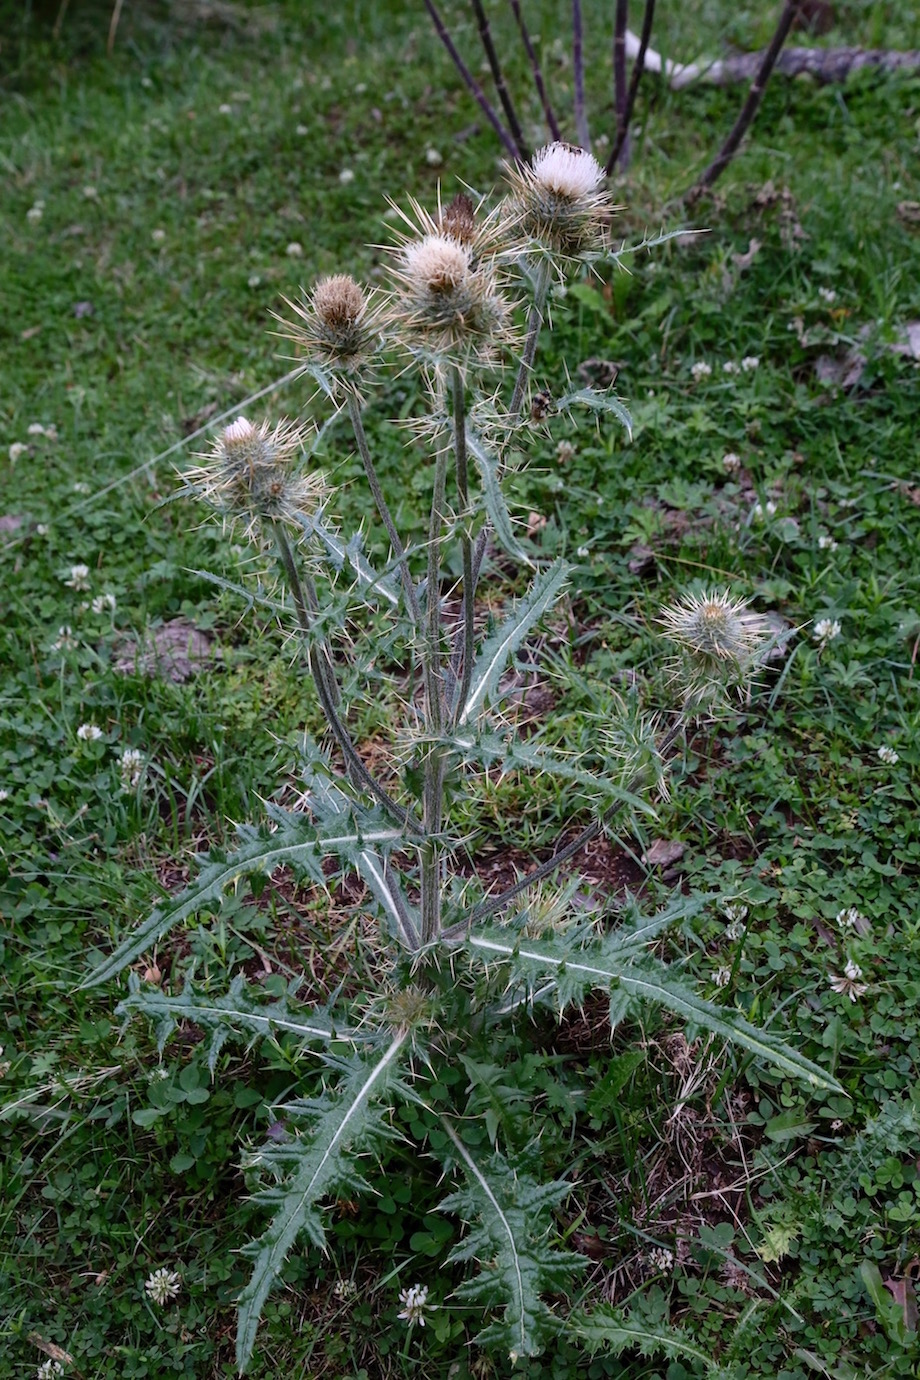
[271,522,423,837]
[345,393,422,628]
[451,366,476,724]
[419,441,452,943]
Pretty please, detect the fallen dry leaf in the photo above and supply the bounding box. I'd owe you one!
[642,839,686,868]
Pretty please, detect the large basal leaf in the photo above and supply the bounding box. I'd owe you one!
[438,1123,585,1361]
[570,1303,716,1370]
[457,559,569,728]
[115,972,364,1074]
[82,808,404,989]
[237,1034,408,1373]
[465,424,533,565]
[463,920,841,1093]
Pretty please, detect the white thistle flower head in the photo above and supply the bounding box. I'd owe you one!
[503,141,609,262]
[397,1282,434,1325]
[659,588,772,708]
[877,744,899,765]
[274,274,385,395]
[185,416,328,544]
[387,195,512,366]
[145,1266,181,1305]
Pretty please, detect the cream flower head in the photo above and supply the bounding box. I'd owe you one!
[503,141,610,262]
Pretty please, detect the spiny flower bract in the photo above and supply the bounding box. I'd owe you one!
[386,194,513,367]
[274,274,385,395]
[658,588,772,708]
[502,141,610,262]
[185,416,328,544]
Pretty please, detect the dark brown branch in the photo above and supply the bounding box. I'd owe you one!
[606,0,656,174]
[572,0,591,149]
[688,0,801,198]
[423,0,521,162]
[611,0,629,168]
[469,0,529,160]
[509,0,561,142]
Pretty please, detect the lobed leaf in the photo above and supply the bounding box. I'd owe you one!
[458,559,569,727]
[237,1034,408,1372]
[438,1123,585,1360]
[465,424,533,565]
[571,1303,715,1369]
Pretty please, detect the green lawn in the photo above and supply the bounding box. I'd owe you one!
[2,2,920,1377]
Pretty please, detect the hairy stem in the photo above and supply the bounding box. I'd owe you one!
[607,0,656,173]
[688,0,801,197]
[572,0,591,151]
[345,393,422,627]
[419,440,452,942]
[470,0,529,160]
[509,0,561,141]
[450,367,476,723]
[271,522,423,836]
[423,0,520,161]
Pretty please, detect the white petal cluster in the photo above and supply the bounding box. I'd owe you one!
[144,1267,181,1305]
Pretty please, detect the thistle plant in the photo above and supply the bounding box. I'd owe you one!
[86,145,840,1374]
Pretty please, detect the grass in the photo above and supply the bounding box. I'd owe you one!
[2,1,920,1376]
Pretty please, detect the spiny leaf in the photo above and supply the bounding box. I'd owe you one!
[571,1303,715,1369]
[448,728,656,818]
[465,424,533,565]
[297,512,400,606]
[237,1034,407,1373]
[83,809,404,989]
[116,972,362,1073]
[463,914,840,1092]
[438,1123,584,1360]
[458,560,569,727]
[555,387,633,439]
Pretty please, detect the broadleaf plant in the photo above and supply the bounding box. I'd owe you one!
[92,145,842,1373]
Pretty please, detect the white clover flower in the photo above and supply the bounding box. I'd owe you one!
[45,424,59,442]
[36,523,49,535]
[648,1246,675,1272]
[818,287,837,303]
[752,500,777,522]
[813,618,841,645]
[332,1278,358,1301]
[339,168,355,185]
[119,747,145,791]
[818,535,838,551]
[218,102,233,114]
[151,227,166,243]
[836,907,865,930]
[397,1282,434,1326]
[713,966,732,988]
[83,184,99,199]
[286,241,303,257]
[556,440,575,463]
[425,147,443,166]
[64,564,91,590]
[723,361,741,375]
[741,356,760,372]
[576,545,590,558]
[295,123,309,136]
[723,902,749,941]
[722,452,741,473]
[877,745,899,765]
[72,481,90,494]
[829,959,868,1002]
[145,1267,181,1305]
[27,202,44,224]
[248,273,261,288]
[0,788,10,803]
[690,361,712,381]
[91,593,117,614]
[36,1362,65,1379]
[9,442,27,463]
[28,423,45,436]
[76,723,104,741]
[52,625,76,651]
